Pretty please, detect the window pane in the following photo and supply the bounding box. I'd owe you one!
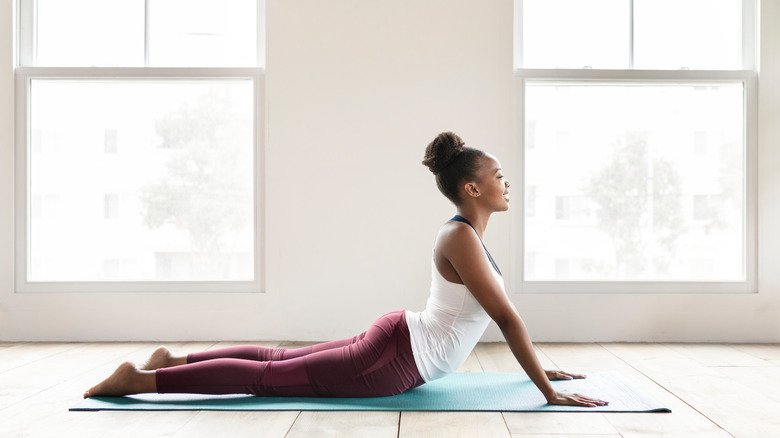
[634,0,742,70]
[29,80,255,281]
[149,0,257,67]
[522,0,629,69]
[524,82,744,281]
[36,0,144,66]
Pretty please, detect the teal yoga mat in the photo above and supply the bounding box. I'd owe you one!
[70,370,670,413]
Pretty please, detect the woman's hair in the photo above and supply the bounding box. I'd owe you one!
[422,132,485,205]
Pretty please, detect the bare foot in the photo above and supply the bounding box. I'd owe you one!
[139,346,175,371]
[83,361,145,398]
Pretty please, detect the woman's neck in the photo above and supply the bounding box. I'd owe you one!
[454,208,491,239]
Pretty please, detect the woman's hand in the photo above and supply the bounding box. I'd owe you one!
[543,370,608,407]
[546,391,609,407]
[545,369,586,380]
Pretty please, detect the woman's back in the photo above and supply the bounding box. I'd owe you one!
[405,217,506,382]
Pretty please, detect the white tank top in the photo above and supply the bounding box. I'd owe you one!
[406,236,506,382]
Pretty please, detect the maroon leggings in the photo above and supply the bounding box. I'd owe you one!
[155,310,425,397]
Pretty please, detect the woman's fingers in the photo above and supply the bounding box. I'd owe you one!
[547,390,609,407]
[547,369,587,380]
[547,370,583,380]
[578,396,608,406]
[570,393,608,406]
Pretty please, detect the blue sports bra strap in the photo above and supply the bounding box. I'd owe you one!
[449,215,502,276]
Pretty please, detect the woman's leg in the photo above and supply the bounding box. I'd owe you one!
[185,332,368,364]
[84,362,158,398]
[155,310,424,397]
[85,310,424,398]
[140,330,371,371]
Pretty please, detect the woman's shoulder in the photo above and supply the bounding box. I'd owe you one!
[434,221,481,256]
[436,220,470,242]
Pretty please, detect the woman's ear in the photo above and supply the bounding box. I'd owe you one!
[464,182,480,198]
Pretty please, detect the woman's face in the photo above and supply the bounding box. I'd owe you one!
[474,154,511,211]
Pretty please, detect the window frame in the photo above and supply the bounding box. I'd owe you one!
[13,0,266,293]
[511,0,759,294]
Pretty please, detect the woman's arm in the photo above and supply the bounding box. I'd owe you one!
[498,312,606,406]
[498,313,555,400]
[440,224,607,407]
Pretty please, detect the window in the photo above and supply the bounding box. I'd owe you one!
[526,186,536,218]
[104,129,118,154]
[103,194,119,220]
[515,0,757,293]
[554,197,569,221]
[15,0,265,293]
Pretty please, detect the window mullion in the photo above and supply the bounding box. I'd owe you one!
[742,0,756,70]
[32,0,37,65]
[516,68,754,82]
[629,0,634,69]
[144,0,149,67]
[15,66,261,78]
[257,0,265,68]
[18,0,35,66]
[515,0,524,69]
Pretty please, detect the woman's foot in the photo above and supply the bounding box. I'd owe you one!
[139,346,187,370]
[83,361,151,398]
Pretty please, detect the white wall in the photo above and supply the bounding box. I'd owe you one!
[1,0,778,342]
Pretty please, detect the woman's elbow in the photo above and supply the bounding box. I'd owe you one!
[494,312,522,331]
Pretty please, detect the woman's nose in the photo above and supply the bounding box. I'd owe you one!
[505,180,511,188]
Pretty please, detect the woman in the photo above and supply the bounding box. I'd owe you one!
[84,132,607,408]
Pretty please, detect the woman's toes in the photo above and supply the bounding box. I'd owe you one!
[140,346,171,371]
[84,361,138,397]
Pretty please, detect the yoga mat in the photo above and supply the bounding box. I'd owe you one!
[70,370,670,413]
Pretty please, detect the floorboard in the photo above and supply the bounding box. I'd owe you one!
[400,411,510,438]
[544,343,730,437]
[286,411,398,438]
[604,342,780,437]
[0,342,82,374]
[727,343,780,362]
[0,342,772,437]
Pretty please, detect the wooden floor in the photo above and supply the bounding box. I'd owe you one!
[1,342,779,438]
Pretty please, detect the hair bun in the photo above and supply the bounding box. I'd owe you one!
[422,132,465,174]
